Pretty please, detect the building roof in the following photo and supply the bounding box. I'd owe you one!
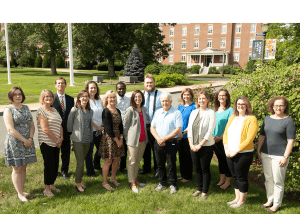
[184,48,229,55]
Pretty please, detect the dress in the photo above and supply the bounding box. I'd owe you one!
[4,105,37,167]
[99,112,125,159]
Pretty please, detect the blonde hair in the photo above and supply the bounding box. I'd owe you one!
[39,89,54,105]
[103,90,117,108]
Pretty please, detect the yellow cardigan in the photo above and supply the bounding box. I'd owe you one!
[223,115,258,151]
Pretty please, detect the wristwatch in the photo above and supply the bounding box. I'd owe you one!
[283,156,288,159]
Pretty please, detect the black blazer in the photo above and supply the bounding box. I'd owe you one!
[102,107,123,139]
[52,92,74,130]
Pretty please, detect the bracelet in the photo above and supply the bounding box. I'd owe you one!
[120,136,123,139]
[283,156,288,159]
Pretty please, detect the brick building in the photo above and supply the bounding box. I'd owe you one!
[158,23,264,71]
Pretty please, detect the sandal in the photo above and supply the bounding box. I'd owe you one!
[81,184,87,189]
[43,190,54,198]
[181,179,189,183]
[109,179,120,186]
[192,191,202,197]
[23,192,30,196]
[102,183,115,191]
[50,186,62,192]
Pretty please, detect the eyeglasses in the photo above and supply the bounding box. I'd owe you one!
[81,96,89,99]
[237,103,246,106]
[44,96,53,99]
[273,105,285,109]
[13,93,22,97]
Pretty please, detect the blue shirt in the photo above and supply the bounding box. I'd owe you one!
[143,89,163,123]
[213,107,233,137]
[178,102,196,138]
[151,106,183,138]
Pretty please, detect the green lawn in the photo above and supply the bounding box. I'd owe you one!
[0,150,298,213]
[186,74,231,79]
[0,68,209,105]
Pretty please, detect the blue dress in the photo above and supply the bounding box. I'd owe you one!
[4,105,37,167]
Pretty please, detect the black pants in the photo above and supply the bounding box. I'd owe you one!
[190,145,213,193]
[85,131,102,175]
[178,138,193,180]
[60,130,71,175]
[119,138,127,170]
[154,140,177,187]
[40,143,60,185]
[212,140,232,178]
[226,152,253,193]
[142,125,157,173]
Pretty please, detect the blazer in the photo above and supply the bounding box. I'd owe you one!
[52,93,74,131]
[67,107,93,143]
[223,115,258,151]
[187,108,216,146]
[102,108,123,139]
[123,106,150,147]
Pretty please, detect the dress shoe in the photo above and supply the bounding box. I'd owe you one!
[155,172,159,178]
[261,203,273,208]
[138,170,150,175]
[87,174,96,178]
[266,207,280,213]
[230,203,245,208]
[61,173,69,180]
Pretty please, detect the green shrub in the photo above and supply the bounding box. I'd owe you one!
[231,66,243,75]
[114,61,124,71]
[42,54,51,68]
[11,58,18,67]
[173,63,187,73]
[55,55,65,68]
[3,60,8,67]
[160,64,185,75]
[144,63,162,75]
[118,70,124,77]
[154,73,188,87]
[208,66,217,74]
[174,62,187,66]
[243,59,257,74]
[218,65,233,74]
[226,61,300,192]
[96,61,124,71]
[190,65,201,74]
[34,55,43,68]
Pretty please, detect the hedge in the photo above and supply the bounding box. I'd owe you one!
[154,73,188,87]
[96,61,124,71]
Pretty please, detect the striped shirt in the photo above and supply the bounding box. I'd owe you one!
[37,107,62,147]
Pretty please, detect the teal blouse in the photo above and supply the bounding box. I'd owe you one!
[213,107,233,137]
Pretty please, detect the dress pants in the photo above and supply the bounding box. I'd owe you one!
[119,138,127,170]
[212,140,232,177]
[73,142,90,183]
[142,125,157,173]
[60,130,71,175]
[85,131,101,176]
[178,138,193,180]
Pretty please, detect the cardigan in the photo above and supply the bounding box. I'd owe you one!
[123,106,150,147]
[102,107,123,139]
[223,115,258,151]
[187,108,216,146]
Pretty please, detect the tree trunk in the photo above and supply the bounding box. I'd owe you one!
[20,53,23,69]
[107,57,116,77]
[50,54,57,75]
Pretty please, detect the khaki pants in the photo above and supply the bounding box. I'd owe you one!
[73,142,90,183]
[127,141,146,183]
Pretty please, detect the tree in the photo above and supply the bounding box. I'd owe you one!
[123,44,145,81]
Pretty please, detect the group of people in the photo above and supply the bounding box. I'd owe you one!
[4,74,296,213]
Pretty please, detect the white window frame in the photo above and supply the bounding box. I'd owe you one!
[221,24,227,34]
[250,23,256,33]
[235,38,241,48]
[181,40,186,49]
[169,53,173,62]
[194,26,200,35]
[194,39,199,48]
[181,54,186,62]
[234,52,240,61]
[207,39,212,48]
[193,55,199,61]
[169,40,174,50]
[236,24,241,33]
[249,38,254,47]
[182,26,187,36]
[208,25,213,34]
[220,38,226,48]
[169,27,174,36]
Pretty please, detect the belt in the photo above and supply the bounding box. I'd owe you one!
[167,138,177,142]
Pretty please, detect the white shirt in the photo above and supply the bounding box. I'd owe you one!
[116,94,130,121]
[90,99,103,131]
[57,92,66,111]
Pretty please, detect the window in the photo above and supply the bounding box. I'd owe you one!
[159,27,162,35]
[234,52,240,61]
[221,24,227,34]
[182,40,186,49]
[249,38,254,47]
[220,55,224,62]
[250,23,256,32]
[194,39,199,48]
[181,54,186,62]
[14,50,19,57]
[169,27,174,36]
[235,38,241,47]
[220,38,226,48]
[169,40,174,49]
[207,39,212,48]
[194,26,200,35]
[208,25,213,34]
[182,26,187,36]
[169,53,173,62]
[193,55,199,61]
[236,24,241,33]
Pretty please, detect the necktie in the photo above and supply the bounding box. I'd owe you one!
[61,95,65,115]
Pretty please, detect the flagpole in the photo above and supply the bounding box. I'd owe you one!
[68,23,74,86]
[4,23,12,84]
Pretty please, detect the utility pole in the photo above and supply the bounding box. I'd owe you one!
[4,23,12,84]
[68,23,74,86]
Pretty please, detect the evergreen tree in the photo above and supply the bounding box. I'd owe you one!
[123,45,145,81]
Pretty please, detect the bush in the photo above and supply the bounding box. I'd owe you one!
[173,63,187,73]
[144,63,162,75]
[243,59,257,74]
[226,61,300,192]
[190,65,201,74]
[11,58,18,67]
[118,70,124,77]
[160,64,185,75]
[114,61,124,71]
[96,61,124,71]
[218,65,234,74]
[55,55,65,68]
[2,60,8,67]
[154,73,188,87]
[42,54,51,68]
[231,66,243,75]
[208,66,218,74]
[174,62,187,66]
[34,55,43,68]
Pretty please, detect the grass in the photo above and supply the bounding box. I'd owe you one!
[0,151,299,213]
[186,74,231,79]
[0,68,209,105]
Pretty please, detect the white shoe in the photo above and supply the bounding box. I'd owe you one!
[131,188,139,194]
[170,185,177,194]
[138,183,146,187]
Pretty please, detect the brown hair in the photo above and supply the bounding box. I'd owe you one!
[8,86,26,104]
[214,88,231,111]
[103,90,117,108]
[130,90,145,109]
[267,97,289,114]
[233,96,252,116]
[196,91,210,109]
[144,74,155,82]
[180,88,194,106]
[55,77,67,85]
[75,90,91,110]
[39,89,54,105]
[85,81,100,100]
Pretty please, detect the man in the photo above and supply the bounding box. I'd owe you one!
[116,82,130,175]
[151,92,183,194]
[52,77,74,179]
[139,74,162,175]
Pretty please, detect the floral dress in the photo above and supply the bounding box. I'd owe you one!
[4,105,37,167]
[99,112,125,159]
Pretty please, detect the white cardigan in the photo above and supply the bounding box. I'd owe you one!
[187,108,216,146]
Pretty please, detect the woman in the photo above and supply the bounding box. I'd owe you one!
[223,96,258,208]
[37,89,63,197]
[213,89,233,189]
[177,88,196,183]
[123,90,149,193]
[67,90,93,192]
[4,87,37,202]
[85,81,104,176]
[99,90,125,191]
[187,91,216,200]
[257,97,296,213]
